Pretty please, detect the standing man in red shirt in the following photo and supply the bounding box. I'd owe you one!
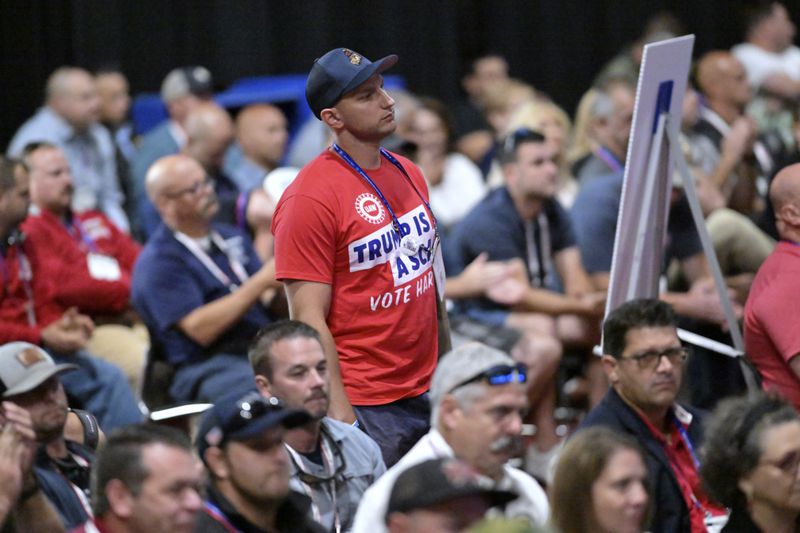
[272,48,440,466]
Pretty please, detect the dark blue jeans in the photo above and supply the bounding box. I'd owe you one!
[354,393,431,467]
[171,353,256,403]
[55,349,143,432]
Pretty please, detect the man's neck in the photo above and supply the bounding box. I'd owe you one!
[750,34,781,54]
[217,482,279,531]
[707,99,742,125]
[334,133,383,169]
[511,193,544,222]
[173,221,211,239]
[615,386,670,432]
[284,421,322,454]
[45,437,69,460]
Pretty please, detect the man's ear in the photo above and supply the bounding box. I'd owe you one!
[601,354,620,384]
[204,446,229,480]
[503,162,518,188]
[438,394,463,431]
[254,374,271,397]
[320,108,342,130]
[106,479,136,519]
[779,202,800,227]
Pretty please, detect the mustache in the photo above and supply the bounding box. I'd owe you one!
[490,435,523,454]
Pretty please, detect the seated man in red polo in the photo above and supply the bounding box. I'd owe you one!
[20,142,145,388]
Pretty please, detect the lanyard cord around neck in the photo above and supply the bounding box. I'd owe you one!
[595,146,624,174]
[331,143,438,239]
[285,424,343,533]
[65,216,98,253]
[173,231,249,292]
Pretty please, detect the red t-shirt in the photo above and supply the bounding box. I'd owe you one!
[22,208,141,315]
[744,241,800,410]
[272,149,438,405]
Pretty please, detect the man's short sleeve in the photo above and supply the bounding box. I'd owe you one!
[571,176,620,273]
[134,252,208,332]
[549,200,577,252]
[272,193,338,284]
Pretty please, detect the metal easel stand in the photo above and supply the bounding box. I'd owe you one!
[663,113,759,392]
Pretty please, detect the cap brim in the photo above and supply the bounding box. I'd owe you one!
[3,363,77,397]
[228,408,312,442]
[340,54,399,98]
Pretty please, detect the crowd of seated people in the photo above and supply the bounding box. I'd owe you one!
[3,3,800,530]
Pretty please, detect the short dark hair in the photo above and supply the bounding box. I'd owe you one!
[499,127,546,165]
[602,299,677,358]
[742,2,783,38]
[20,141,59,173]
[0,158,19,194]
[248,320,322,379]
[701,393,797,510]
[91,423,192,517]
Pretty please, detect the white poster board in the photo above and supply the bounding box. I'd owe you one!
[605,35,695,314]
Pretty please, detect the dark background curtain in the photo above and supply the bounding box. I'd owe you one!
[2,0,799,148]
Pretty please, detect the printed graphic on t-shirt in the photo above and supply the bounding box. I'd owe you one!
[347,204,435,287]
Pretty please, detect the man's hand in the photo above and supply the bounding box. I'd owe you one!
[40,311,92,354]
[0,402,37,520]
[721,117,756,163]
[684,277,742,328]
[576,291,607,317]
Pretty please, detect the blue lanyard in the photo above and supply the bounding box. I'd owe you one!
[595,146,624,174]
[331,143,438,238]
[672,413,701,470]
[203,501,241,533]
[65,217,98,253]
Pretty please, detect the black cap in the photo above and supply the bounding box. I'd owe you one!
[195,390,311,462]
[386,458,517,520]
[305,47,398,119]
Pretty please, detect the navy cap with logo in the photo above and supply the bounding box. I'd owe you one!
[386,458,517,520]
[305,47,398,120]
[195,389,311,463]
[0,342,77,398]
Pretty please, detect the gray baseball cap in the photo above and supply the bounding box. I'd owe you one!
[0,342,77,397]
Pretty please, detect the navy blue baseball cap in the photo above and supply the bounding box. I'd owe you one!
[305,47,398,119]
[195,389,311,462]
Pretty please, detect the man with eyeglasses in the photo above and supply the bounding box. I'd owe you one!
[131,154,278,403]
[578,298,727,533]
[195,390,325,533]
[250,320,385,532]
[351,342,549,533]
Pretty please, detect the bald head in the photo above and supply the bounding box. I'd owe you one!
[46,67,100,130]
[145,154,201,202]
[696,51,751,109]
[235,104,288,171]
[771,164,800,240]
[184,102,234,172]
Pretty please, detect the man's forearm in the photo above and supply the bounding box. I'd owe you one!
[515,287,590,316]
[178,269,274,347]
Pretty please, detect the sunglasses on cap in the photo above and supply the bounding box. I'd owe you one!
[448,363,528,394]
[226,392,284,433]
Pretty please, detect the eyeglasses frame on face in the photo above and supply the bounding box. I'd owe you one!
[447,363,528,395]
[617,346,689,370]
[163,175,213,199]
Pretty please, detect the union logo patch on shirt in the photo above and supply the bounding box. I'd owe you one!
[355,193,386,224]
